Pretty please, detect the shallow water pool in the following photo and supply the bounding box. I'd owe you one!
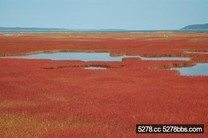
[84,67,107,70]
[171,63,208,76]
[0,52,191,61]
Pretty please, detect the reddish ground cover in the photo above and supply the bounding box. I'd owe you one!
[0,32,208,137]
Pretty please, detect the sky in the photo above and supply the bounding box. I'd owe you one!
[0,0,208,30]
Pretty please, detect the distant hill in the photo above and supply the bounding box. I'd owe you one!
[181,23,208,30]
[0,27,69,32]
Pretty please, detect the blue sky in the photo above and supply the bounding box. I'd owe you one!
[0,0,208,30]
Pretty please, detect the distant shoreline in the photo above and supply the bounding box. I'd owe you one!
[1,30,208,33]
[1,27,208,33]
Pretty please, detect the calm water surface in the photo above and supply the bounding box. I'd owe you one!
[1,52,208,75]
[85,67,107,70]
[171,63,208,76]
[0,52,190,61]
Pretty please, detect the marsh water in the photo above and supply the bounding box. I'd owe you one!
[1,52,190,61]
[171,63,208,76]
[7,52,123,61]
[1,52,208,75]
[85,67,107,70]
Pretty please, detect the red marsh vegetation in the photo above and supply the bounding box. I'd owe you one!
[0,32,208,137]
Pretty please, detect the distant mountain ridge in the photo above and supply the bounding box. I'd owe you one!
[181,23,208,30]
